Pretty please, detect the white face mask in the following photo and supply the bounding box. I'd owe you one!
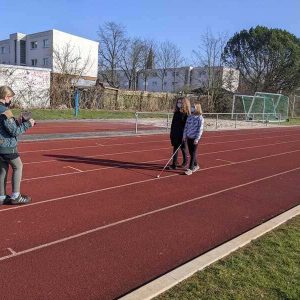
[177,102,182,108]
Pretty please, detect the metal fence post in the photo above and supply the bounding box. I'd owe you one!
[167,113,170,131]
[74,89,79,117]
[216,114,218,129]
[135,112,138,134]
[235,113,237,128]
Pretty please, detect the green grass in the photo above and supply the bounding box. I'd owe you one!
[11,109,172,120]
[155,215,300,300]
[11,109,136,120]
[284,118,300,125]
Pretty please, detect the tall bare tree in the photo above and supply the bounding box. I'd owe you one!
[138,40,156,91]
[156,41,184,91]
[120,38,145,90]
[97,22,126,88]
[51,43,93,107]
[193,30,229,111]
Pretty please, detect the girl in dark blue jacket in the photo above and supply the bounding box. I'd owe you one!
[168,97,190,169]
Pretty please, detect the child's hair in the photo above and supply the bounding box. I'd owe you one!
[181,97,191,115]
[193,103,203,115]
[0,86,15,99]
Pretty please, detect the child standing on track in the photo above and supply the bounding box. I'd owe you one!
[183,103,204,175]
[168,97,190,169]
[0,86,35,205]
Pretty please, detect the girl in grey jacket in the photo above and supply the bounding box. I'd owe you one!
[0,86,35,205]
[183,103,204,175]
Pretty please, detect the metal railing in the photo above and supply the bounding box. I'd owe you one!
[134,112,283,134]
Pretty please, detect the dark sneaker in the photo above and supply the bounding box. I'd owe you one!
[10,194,31,205]
[0,195,11,205]
[167,165,177,170]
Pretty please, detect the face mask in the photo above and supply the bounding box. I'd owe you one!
[191,107,195,113]
[5,101,11,107]
[177,103,182,108]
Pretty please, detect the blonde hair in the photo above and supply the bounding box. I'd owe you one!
[194,103,203,115]
[0,86,15,100]
[181,97,191,115]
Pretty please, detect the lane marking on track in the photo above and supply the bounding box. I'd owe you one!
[0,166,299,262]
[17,139,300,182]
[19,139,170,154]
[64,166,83,172]
[19,129,300,154]
[21,133,300,165]
[7,248,16,255]
[216,159,233,164]
[20,127,299,147]
[2,149,300,212]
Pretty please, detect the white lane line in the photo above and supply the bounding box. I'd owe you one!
[21,133,300,166]
[7,248,17,255]
[2,149,300,212]
[64,166,83,172]
[17,139,300,182]
[23,147,170,165]
[1,166,299,262]
[216,159,233,164]
[19,130,300,155]
[20,139,170,154]
[19,127,299,148]
[120,205,300,300]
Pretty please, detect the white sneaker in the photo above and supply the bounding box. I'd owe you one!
[185,169,193,175]
[192,165,200,172]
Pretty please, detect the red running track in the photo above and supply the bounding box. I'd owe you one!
[0,127,300,299]
[26,121,158,134]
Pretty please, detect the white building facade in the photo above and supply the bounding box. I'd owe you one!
[0,29,99,80]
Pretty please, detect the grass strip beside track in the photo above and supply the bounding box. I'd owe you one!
[156,215,300,300]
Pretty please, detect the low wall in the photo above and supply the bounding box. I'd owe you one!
[0,64,51,108]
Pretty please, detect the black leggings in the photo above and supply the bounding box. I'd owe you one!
[187,138,198,169]
[172,142,187,167]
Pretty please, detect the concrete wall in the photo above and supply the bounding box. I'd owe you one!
[0,64,51,108]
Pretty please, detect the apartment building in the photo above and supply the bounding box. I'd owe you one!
[115,66,239,93]
[0,29,99,80]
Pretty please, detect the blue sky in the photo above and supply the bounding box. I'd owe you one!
[0,0,299,60]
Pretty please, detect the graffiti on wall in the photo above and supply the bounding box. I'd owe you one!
[0,65,51,108]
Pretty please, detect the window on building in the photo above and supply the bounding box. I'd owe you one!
[0,47,5,54]
[31,41,38,49]
[31,59,37,66]
[43,57,49,66]
[172,82,178,86]
[20,40,26,65]
[152,81,157,86]
[43,39,49,48]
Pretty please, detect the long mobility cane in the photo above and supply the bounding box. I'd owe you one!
[156,143,182,178]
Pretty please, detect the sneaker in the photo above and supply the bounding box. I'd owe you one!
[10,194,31,205]
[167,165,177,170]
[185,169,193,176]
[192,165,200,172]
[0,195,11,205]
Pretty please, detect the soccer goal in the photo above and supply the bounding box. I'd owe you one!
[232,92,289,122]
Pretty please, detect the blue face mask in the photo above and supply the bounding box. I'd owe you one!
[191,106,195,113]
